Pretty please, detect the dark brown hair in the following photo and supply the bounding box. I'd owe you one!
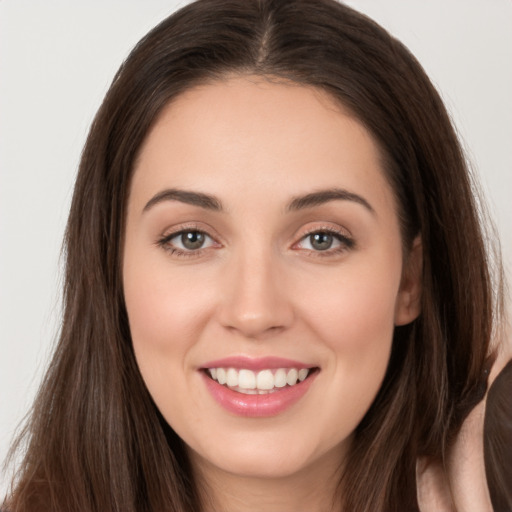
[3,0,504,510]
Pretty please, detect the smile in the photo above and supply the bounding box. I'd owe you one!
[200,357,319,417]
[207,367,311,394]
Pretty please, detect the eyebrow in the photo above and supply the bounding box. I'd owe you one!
[287,188,375,214]
[142,187,375,215]
[143,188,223,213]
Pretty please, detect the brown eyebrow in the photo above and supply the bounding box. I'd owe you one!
[287,188,375,215]
[143,187,374,216]
[143,188,223,213]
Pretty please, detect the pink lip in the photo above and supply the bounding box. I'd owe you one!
[201,356,313,372]
[200,366,319,418]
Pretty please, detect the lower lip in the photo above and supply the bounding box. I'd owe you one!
[201,371,318,418]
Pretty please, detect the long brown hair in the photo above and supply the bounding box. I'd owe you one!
[4,0,503,510]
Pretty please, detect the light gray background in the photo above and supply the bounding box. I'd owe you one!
[1,0,511,492]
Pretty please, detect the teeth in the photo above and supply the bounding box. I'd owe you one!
[274,368,287,388]
[216,368,227,385]
[226,368,238,387]
[298,368,309,381]
[207,367,312,392]
[286,368,298,386]
[256,369,274,390]
[238,369,256,389]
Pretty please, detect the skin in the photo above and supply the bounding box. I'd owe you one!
[417,325,512,512]
[123,76,422,511]
[416,399,492,512]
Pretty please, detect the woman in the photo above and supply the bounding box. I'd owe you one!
[2,0,510,510]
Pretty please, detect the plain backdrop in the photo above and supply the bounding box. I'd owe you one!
[1,0,511,493]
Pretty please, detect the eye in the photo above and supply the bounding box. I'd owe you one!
[305,232,337,251]
[295,229,354,253]
[175,231,210,250]
[158,229,217,253]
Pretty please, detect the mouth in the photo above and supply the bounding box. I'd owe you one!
[199,357,320,417]
[204,366,318,395]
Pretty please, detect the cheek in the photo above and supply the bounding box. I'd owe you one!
[295,257,401,435]
[301,260,400,353]
[124,243,216,343]
[123,262,223,441]
[122,249,218,400]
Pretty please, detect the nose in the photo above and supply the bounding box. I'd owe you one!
[217,249,294,339]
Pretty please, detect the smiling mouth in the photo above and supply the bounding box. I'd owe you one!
[204,367,319,394]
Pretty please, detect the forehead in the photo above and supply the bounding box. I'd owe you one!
[131,76,396,218]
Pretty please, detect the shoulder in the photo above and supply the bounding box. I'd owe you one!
[417,359,512,512]
[484,359,512,512]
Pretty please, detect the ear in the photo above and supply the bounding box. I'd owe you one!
[394,236,423,326]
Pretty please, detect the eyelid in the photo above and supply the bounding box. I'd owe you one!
[158,221,222,242]
[291,223,355,254]
[165,230,216,248]
[293,222,353,242]
[155,221,354,258]
[156,222,222,257]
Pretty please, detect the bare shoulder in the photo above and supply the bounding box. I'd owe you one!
[417,338,512,512]
[485,358,512,511]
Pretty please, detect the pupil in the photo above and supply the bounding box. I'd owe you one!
[311,232,333,251]
[182,231,204,250]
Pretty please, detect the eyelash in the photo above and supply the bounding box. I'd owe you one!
[156,226,355,259]
[294,227,355,257]
[156,226,217,258]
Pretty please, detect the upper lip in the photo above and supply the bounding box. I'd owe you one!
[200,356,316,372]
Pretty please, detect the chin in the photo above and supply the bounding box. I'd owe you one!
[188,430,348,481]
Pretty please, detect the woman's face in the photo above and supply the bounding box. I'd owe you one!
[123,77,421,483]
